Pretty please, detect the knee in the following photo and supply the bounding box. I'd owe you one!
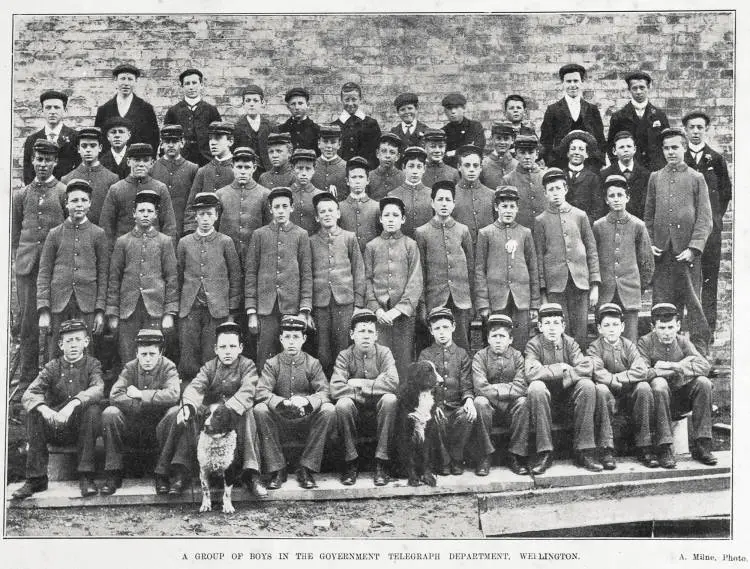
[101,406,122,424]
[595,383,611,399]
[696,376,713,393]
[379,393,398,411]
[318,402,336,419]
[578,378,596,395]
[253,402,271,419]
[527,380,549,400]
[335,397,356,413]
[473,395,491,412]
[633,382,652,397]
[650,377,669,395]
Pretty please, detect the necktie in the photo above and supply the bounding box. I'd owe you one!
[623,169,632,181]
[569,170,578,180]
[48,133,56,142]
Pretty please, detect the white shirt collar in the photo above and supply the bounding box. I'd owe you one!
[112,147,127,163]
[564,94,581,107]
[568,163,584,173]
[184,95,202,107]
[564,94,581,120]
[618,160,634,172]
[630,98,649,111]
[245,114,261,130]
[401,122,415,134]
[116,94,134,116]
[45,123,63,137]
[338,109,366,123]
[688,142,706,153]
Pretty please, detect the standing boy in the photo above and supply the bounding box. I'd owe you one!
[441,93,486,168]
[600,131,651,220]
[481,121,518,189]
[100,117,133,180]
[421,129,461,190]
[278,87,320,153]
[332,82,381,168]
[453,145,495,247]
[387,146,432,238]
[368,133,405,200]
[390,92,429,149]
[232,85,277,178]
[557,129,605,225]
[289,148,324,234]
[259,132,296,189]
[339,156,380,254]
[502,133,546,228]
[311,125,349,198]
[504,94,533,137]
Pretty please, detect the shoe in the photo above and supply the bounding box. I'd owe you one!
[12,477,48,500]
[450,460,464,476]
[155,474,170,495]
[341,460,358,486]
[531,451,553,475]
[244,471,268,498]
[692,438,717,466]
[657,444,677,469]
[99,472,122,496]
[575,450,603,472]
[168,470,187,495]
[475,456,491,477]
[438,463,451,476]
[373,460,390,486]
[508,454,529,476]
[266,468,287,490]
[600,448,617,470]
[79,475,98,497]
[296,466,317,489]
[637,447,660,468]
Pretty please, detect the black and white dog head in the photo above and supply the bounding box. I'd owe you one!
[202,403,236,437]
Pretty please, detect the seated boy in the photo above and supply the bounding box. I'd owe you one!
[254,316,335,490]
[332,82,381,168]
[339,156,380,254]
[481,121,519,189]
[368,133,405,201]
[502,133,546,228]
[441,93,486,168]
[13,320,104,499]
[557,129,605,226]
[387,146,432,238]
[390,92,429,149]
[421,129,460,190]
[330,309,399,486]
[418,307,475,475]
[289,148,324,234]
[310,192,365,375]
[259,132,296,189]
[101,329,180,495]
[453,144,496,247]
[637,303,716,466]
[311,124,348,198]
[525,303,613,472]
[277,87,320,153]
[99,117,133,180]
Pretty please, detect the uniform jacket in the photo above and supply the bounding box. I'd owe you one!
[177,230,242,318]
[61,163,119,226]
[442,118,486,167]
[368,165,405,201]
[481,152,518,190]
[215,180,271,265]
[106,226,179,319]
[109,356,180,414]
[540,97,605,167]
[311,156,348,199]
[244,221,313,316]
[164,99,222,166]
[502,165,546,229]
[533,203,601,293]
[593,211,654,310]
[525,333,593,385]
[183,157,235,232]
[150,156,199,236]
[94,94,160,156]
[183,355,258,416]
[309,226,365,308]
[637,331,711,389]
[256,352,330,412]
[364,230,423,317]
[100,149,131,180]
[475,220,540,311]
[23,125,80,185]
[644,162,713,253]
[339,193,381,254]
[12,179,67,275]
[332,113,381,168]
[258,162,295,190]
[414,217,474,310]
[419,342,473,409]
[587,336,649,387]
[600,161,650,220]
[22,355,104,413]
[329,344,399,405]
[453,180,496,246]
[232,115,278,172]
[422,161,461,190]
[565,167,605,225]
[37,219,109,314]
[290,182,323,234]
[684,144,732,233]
[607,101,670,171]
[277,116,320,155]
[387,183,433,238]
[472,346,527,407]
[390,120,430,149]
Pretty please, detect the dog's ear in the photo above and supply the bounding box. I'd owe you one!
[206,404,236,434]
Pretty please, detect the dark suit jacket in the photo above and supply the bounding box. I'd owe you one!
[390,121,431,150]
[442,118,486,168]
[276,116,320,155]
[94,94,160,156]
[600,161,650,220]
[540,97,605,168]
[565,167,605,226]
[100,149,131,180]
[164,99,221,166]
[232,115,278,173]
[22,125,80,185]
[607,101,669,171]
[332,115,382,169]
[684,144,732,233]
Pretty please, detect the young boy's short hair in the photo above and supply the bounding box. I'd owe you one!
[660,126,688,148]
[179,68,203,84]
[346,156,370,176]
[431,180,456,200]
[379,195,406,216]
[457,144,482,162]
[504,94,526,109]
[393,93,418,110]
[40,89,69,109]
[558,63,587,81]
[341,82,362,97]
[651,302,680,324]
[611,130,636,149]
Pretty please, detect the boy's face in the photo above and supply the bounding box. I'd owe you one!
[136,344,161,371]
[685,118,708,146]
[403,158,425,185]
[319,136,341,159]
[496,200,519,224]
[398,104,417,125]
[347,167,368,195]
[516,148,538,171]
[270,196,293,224]
[107,127,131,151]
[614,137,636,163]
[32,151,57,180]
[628,79,649,104]
[195,207,218,233]
[605,186,629,212]
[293,160,315,186]
[654,317,680,345]
[350,322,377,350]
[662,135,686,165]
[487,326,512,355]
[215,332,243,366]
[425,140,446,163]
[58,330,90,362]
[128,156,153,179]
[458,152,482,182]
[42,98,65,128]
[444,104,465,123]
[562,71,583,98]
[567,140,588,166]
[242,94,264,117]
[598,315,624,344]
[505,100,525,123]
[432,188,455,218]
[162,137,184,160]
[286,95,309,119]
[538,316,565,342]
[181,73,203,99]
[315,199,341,229]
[133,201,158,229]
[545,179,568,207]
[429,318,455,347]
[209,134,232,158]
[341,89,360,116]
[115,72,137,98]
[268,144,290,168]
[492,133,514,155]
[78,139,102,164]
[380,204,405,233]
[66,190,92,222]
[376,143,399,168]
[233,160,256,184]
[280,330,305,356]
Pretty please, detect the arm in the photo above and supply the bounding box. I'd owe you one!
[21,362,55,412]
[525,229,541,309]
[349,233,366,308]
[472,120,486,152]
[461,226,475,306]
[158,187,178,245]
[298,232,313,312]
[524,339,569,383]
[183,170,204,233]
[675,338,711,378]
[360,347,399,398]
[364,243,379,313]
[23,137,34,185]
[715,154,732,216]
[539,106,555,165]
[329,350,355,401]
[644,173,656,243]
[244,231,261,312]
[225,359,259,415]
[459,349,474,402]
[11,189,24,252]
[36,229,57,311]
[182,363,210,411]
[473,230,490,312]
[109,365,139,413]
[139,360,180,408]
[414,229,429,306]
[688,173,713,253]
[225,238,243,313]
[161,238,180,315]
[394,239,423,317]
[74,358,105,407]
[567,337,593,382]
[105,238,125,317]
[580,213,600,285]
[98,189,118,252]
[255,361,283,410]
[305,358,329,410]
[532,218,547,292]
[635,221,655,289]
[94,230,111,313]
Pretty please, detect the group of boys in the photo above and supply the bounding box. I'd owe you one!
[11,62,728,500]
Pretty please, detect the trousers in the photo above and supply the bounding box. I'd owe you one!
[335,394,398,462]
[473,395,532,457]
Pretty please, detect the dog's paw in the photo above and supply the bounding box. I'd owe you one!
[421,472,437,487]
[222,501,235,514]
[199,498,212,513]
[407,476,420,487]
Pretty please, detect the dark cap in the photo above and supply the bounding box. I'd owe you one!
[160,124,184,140]
[103,116,133,133]
[625,71,652,86]
[135,328,164,345]
[268,186,294,204]
[558,63,587,81]
[59,319,89,336]
[207,121,234,136]
[542,167,567,186]
[491,120,516,137]
[179,68,203,83]
[402,146,428,162]
[290,148,317,164]
[192,192,220,209]
[350,308,378,329]
[441,93,467,107]
[319,124,342,139]
[603,174,629,190]
[40,89,68,106]
[242,85,265,99]
[232,146,258,163]
[312,191,337,210]
[126,143,154,159]
[487,313,514,330]
[394,92,419,109]
[77,126,102,142]
[513,133,539,150]
[280,315,307,333]
[267,132,292,146]
[427,306,455,324]
[422,128,447,143]
[215,321,243,338]
[378,132,402,148]
[33,139,59,155]
[660,126,687,142]
[559,129,598,153]
[457,144,483,159]
[284,87,310,102]
[346,156,370,172]
[112,63,141,78]
[538,303,565,319]
[681,111,711,127]
[651,303,678,320]
[495,185,520,201]
[597,303,623,321]
[134,189,161,207]
[379,195,406,215]
[65,179,93,195]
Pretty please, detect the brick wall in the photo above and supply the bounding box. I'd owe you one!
[10,12,734,361]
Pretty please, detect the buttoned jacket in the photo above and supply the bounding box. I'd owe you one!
[164,99,222,165]
[481,152,518,190]
[422,161,460,190]
[339,194,381,254]
[256,352,329,411]
[62,163,120,226]
[309,226,365,308]
[587,336,649,387]
[277,116,321,154]
[368,165,405,201]
[329,344,399,405]
[109,356,180,414]
[540,97,605,167]
[565,167,605,225]
[94,94,160,156]
[364,230,423,317]
[607,101,670,171]
[637,331,711,389]
[472,346,527,407]
[386,182,433,238]
[183,356,258,416]
[502,165,546,229]
[600,161,650,220]
[22,355,104,412]
[684,144,732,233]
[290,182,323,234]
[390,120,430,149]
[442,117,486,167]
[215,180,271,265]
[150,156,199,236]
[332,114,381,168]
[23,125,80,185]
[232,115,278,172]
[311,156,348,198]
[525,333,593,384]
[419,342,473,409]
[183,158,235,232]
[453,180,496,247]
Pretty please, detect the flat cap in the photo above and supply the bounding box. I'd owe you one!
[192,192,220,209]
[40,90,68,106]
[160,124,184,139]
[651,303,678,319]
[603,174,629,190]
[77,126,102,142]
[312,191,337,210]
[660,126,687,141]
[427,306,455,323]
[280,315,307,332]
[350,308,378,329]
[65,179,93,195]
[513,133,539,149]
[267,132,292,146]
[457,144,483,159]
[346,156,370,172]
[538,303,565,319]
[268,186,294,204]
[135,328,164,344]
[681,111,711,127]
[379,195,406,215]
[112,63,141,78]
[290,148,317,164]
[441,93,467,107]
[378,132,403,148]
[624,71,652,86]
[402,146,428,162]
[394,92,419,109]
[284,87,310,102]
[207,121,234,136]
[487,313,514,329]
[491,120,516,137]
[495,185,520,201]
[541,167,567,186]
[59,319,89,336]
[241,85,265,99]
[559,129,598,153]
[232,146,258,162]
[597,303,623,320]
[134,189,161,207]
[179,68,203,82]
[102,116,133,133]
[215,321,243,338]
[319,124,342,139]
[126,143,154,158]
[33,139,59,155]
[422,128,447,142]
[558,63,587,81]
[432,180,456,194]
